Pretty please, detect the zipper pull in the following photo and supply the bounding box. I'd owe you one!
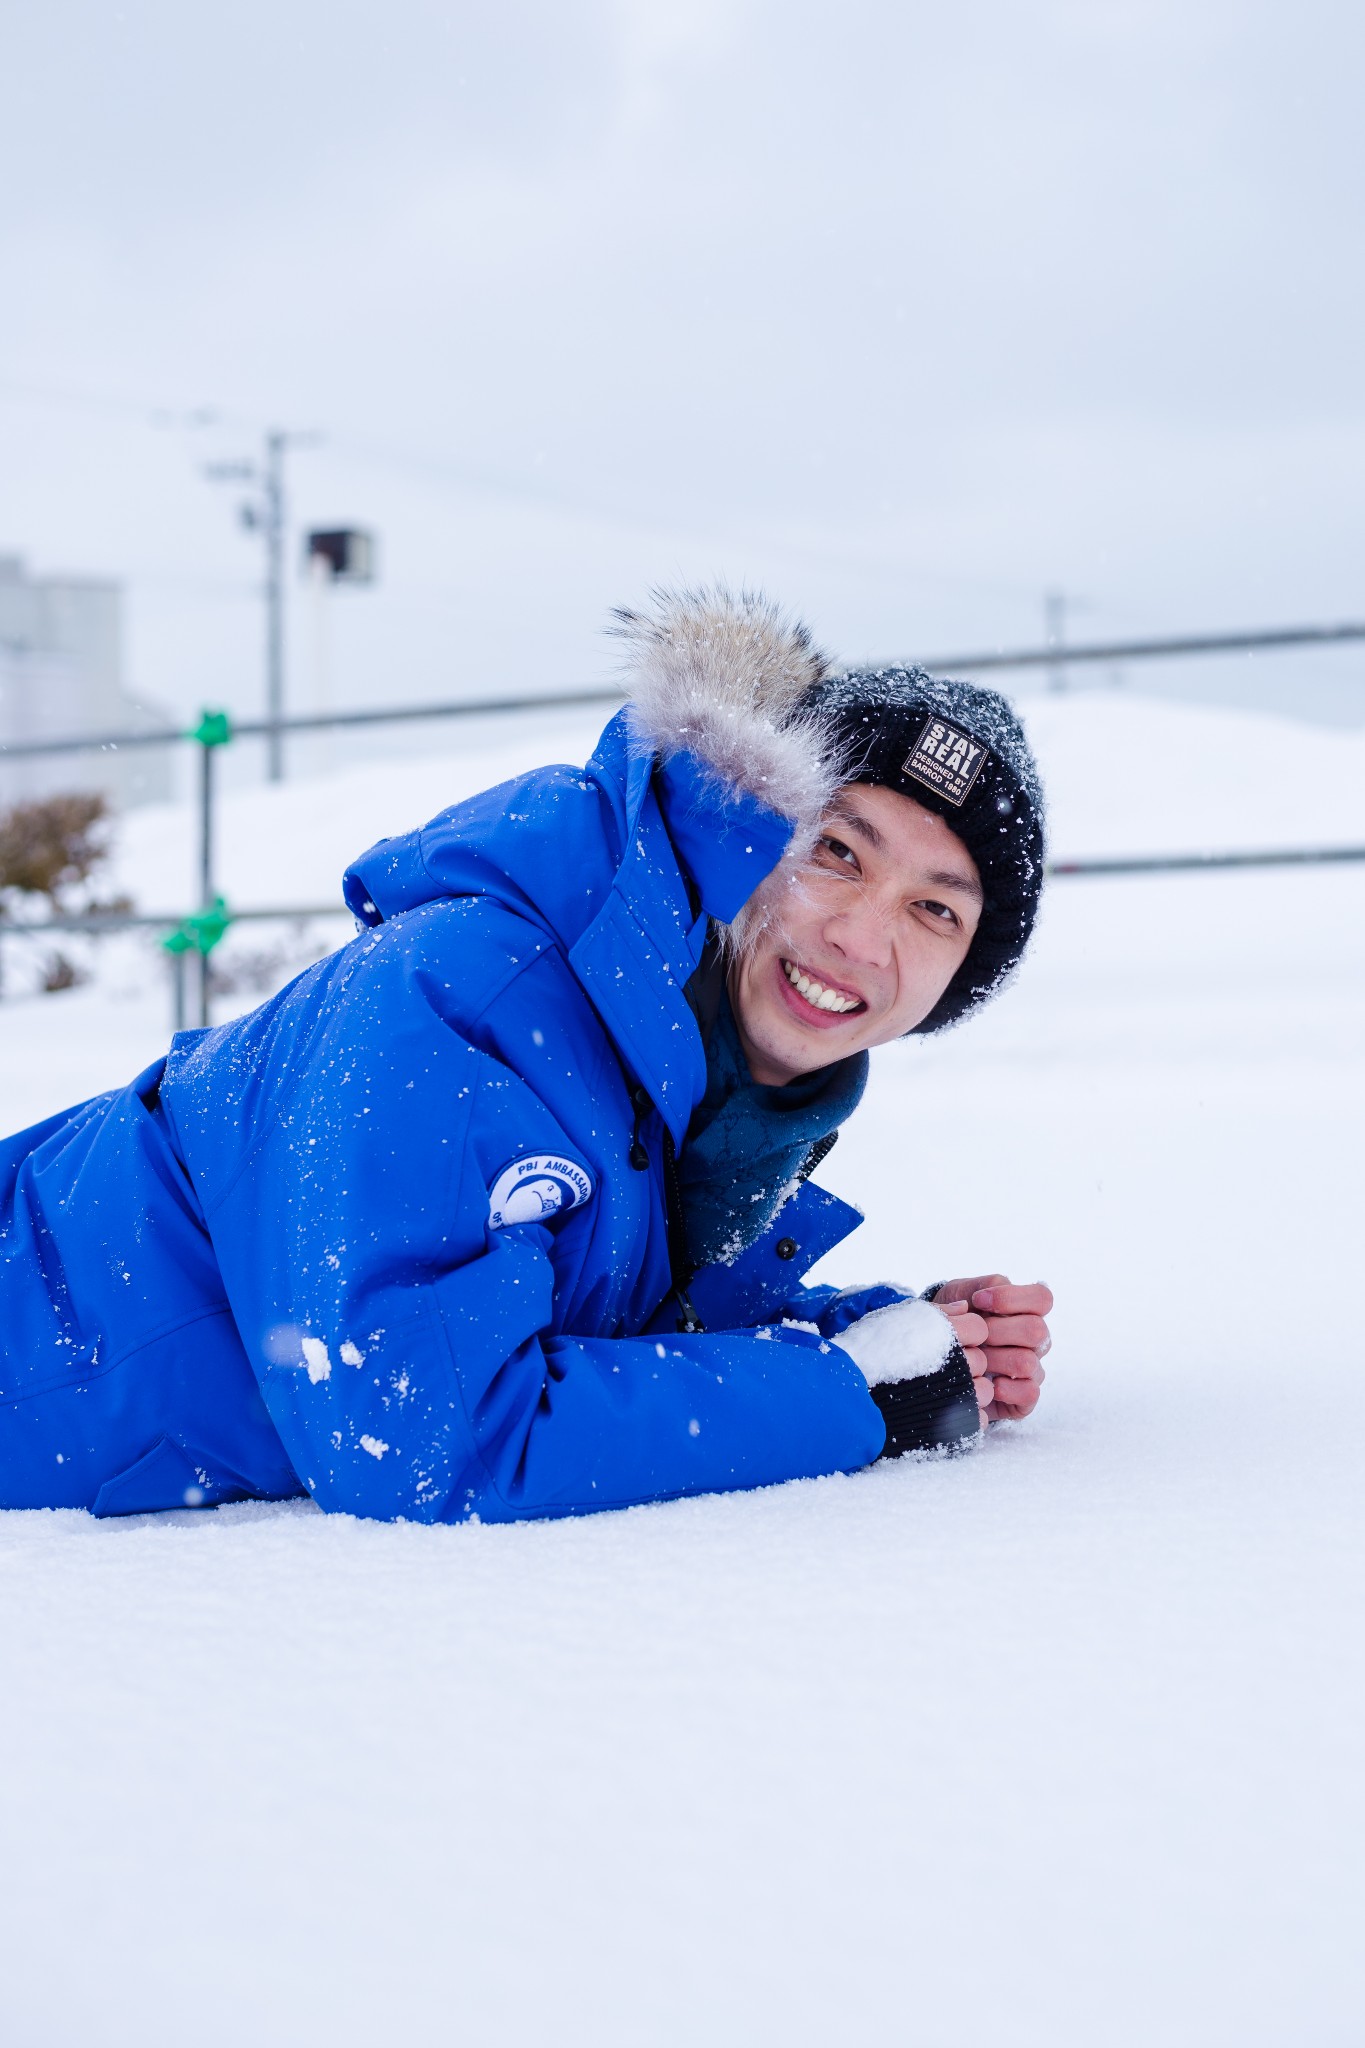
[628,1085,651,1170]
[675,1287,704,1334]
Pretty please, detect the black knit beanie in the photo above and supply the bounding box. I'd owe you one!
[799,667,1047,1034]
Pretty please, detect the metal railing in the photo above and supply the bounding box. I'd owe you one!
[3,613,1363,764]
[6,838,1362,1033]
[919,619,1365,674]
[1,691,623,1026]
[1048,845,1365,877]
[1,618,1362,1031]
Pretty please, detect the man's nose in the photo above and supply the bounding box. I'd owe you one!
[824,896,894,971]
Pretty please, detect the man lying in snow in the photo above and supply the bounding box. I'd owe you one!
[0,589,1053,1523]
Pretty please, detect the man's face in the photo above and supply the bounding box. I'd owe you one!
[729,782,983,1085]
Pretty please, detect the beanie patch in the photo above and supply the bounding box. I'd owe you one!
[901,716,991,808]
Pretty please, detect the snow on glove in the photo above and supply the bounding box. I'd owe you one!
[835,1298,981,1459]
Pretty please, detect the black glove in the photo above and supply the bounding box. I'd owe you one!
[868,1344,980,1458]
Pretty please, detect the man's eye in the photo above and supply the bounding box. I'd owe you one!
[920,899,958,926]
[820,836,859,868]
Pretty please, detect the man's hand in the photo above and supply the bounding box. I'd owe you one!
[932,1274,1053,1424]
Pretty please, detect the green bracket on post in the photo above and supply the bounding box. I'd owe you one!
[190,709,233,748]
[162,895,233,958]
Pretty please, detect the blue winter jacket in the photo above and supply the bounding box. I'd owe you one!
[0,709,901,1523]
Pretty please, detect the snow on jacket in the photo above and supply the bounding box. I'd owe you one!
[0,593,934,1523]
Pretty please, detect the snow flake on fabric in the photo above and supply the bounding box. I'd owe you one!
[300,1336,332,1384]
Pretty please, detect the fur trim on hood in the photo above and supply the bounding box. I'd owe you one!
[611,585,841,854]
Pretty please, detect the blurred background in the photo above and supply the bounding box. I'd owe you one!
[3,0,1363,802]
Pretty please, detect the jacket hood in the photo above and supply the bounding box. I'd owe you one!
[612,584,842,862]
[344,585,839,944]
[340,588,836,1141]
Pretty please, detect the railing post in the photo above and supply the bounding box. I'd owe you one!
[163,927,191,1035]
[162,897,230,1036]
[189,710,232,1027]
[198,736,212,1027]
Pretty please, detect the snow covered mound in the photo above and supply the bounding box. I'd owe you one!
[1,689,1363,2044]
[1021,691,1365,854]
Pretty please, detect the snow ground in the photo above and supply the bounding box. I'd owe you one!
[1,694,1363,2045]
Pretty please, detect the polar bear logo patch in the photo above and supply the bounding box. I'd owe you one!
[487,1153,595,1231]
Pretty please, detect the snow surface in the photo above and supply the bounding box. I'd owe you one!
[1,694,1363,2045]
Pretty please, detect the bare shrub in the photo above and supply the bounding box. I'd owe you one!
[0,791,131,998]
[0,792,112,907]
[40,951,87,994]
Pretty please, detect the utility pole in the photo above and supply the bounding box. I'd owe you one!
[205,427,319,783]
[263,431,286,782]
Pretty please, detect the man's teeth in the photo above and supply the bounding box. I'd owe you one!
[782,960,861,1013]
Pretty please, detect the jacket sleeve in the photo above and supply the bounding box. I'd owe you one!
[202,918,885,1524]
[772,1279,915,1337]
[248,1238,886,1524]
[774,1284,981,1457]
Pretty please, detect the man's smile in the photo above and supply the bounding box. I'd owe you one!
[778,957,868,1023]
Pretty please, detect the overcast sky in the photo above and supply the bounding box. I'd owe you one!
[3,0,1363,744]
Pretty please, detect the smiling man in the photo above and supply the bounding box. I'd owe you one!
[730,783,985,1078]
[0,589,1052,1523]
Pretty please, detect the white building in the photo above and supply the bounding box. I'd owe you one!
[0,555,172,810]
